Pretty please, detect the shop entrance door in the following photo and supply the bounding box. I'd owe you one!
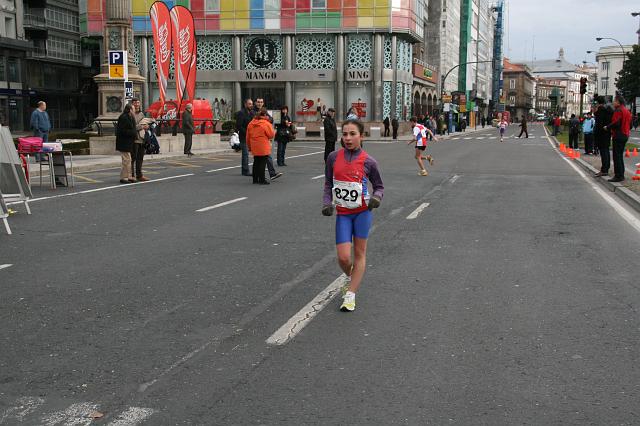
[242,83,285,110]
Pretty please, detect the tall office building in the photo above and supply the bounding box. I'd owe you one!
[81,0,425,124]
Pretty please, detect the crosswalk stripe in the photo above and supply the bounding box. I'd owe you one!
[107,407,155,426]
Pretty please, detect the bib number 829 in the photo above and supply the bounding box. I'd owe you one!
[334,188,359,202]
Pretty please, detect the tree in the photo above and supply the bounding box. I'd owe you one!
[616,44,640,102]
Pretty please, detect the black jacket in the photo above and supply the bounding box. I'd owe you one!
[182,110,195,134]
[323,115,337,143]
[275,114,292,143]
[594,104,613,138]
[383,117,390,128]
[235,108,254,142]
[115,112,136,152]
[391,118,399,129]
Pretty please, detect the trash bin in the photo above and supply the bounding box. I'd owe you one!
[296,127,306,139]
[369,127,381,138]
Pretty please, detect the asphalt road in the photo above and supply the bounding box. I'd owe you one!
[1,123,639,425]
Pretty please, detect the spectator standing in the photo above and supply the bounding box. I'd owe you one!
[247,107,275,185]
[568,114,580,149]
[582,112,595,155]
[517,115,528,138]
[553,115,561,136]
[481,116,486,128]
[236,98,255,176]
[254,98,282,180]
[391,117,399,140]
[130,98,148,182]
[460,117,467,132]
[115,104,137,184]
[30,101,51,144]
[323,108,337,162]
[275,106,293,166]
[594,97,613,176]
[604,95,632,182]
[383,116,390,137]
[182,103,195,156]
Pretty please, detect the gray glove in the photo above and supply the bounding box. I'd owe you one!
[367,196,381,211]
[322,205,334,216]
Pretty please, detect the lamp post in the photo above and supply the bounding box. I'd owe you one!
[595,37,626,67]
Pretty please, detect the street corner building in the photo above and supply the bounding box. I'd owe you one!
[81,0,430,128]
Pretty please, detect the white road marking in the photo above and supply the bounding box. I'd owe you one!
[544,129,640,234]
[476,137,485,140]
[464,137,472,140]
[266,274,348,346]
[0,264,12,271]
[107,407,155,426]
[206,151,324,173]
[489,136,497,139]
[449,174,460,184]
[41,402,98,426]
[196,197,247,212]
[406,202,431,220]
[0,397,45,423]
[10,174,194,205]
[311,174,325,180]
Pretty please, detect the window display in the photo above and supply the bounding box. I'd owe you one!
[294,82,335,123]
[347,82,371,121]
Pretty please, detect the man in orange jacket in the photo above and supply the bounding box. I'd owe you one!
[247,107,276,185]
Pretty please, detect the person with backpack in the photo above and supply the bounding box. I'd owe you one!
[568,114,580,149]
[139,118,160,156]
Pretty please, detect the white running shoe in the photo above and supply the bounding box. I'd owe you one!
[340,291,356,312]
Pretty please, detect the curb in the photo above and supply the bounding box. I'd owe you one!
[548,133,640,214]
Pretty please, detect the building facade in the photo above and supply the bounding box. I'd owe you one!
[502,58,533,120]
[522,48,591,117]
[0,0,31,130]
[534,77,564,114]
[21,0,98,129]
[594,45,634,101]
[81,0,425,124]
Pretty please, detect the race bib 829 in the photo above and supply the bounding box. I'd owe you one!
[332,179,363,209]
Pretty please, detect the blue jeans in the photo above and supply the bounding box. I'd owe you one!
[276,140,287,165]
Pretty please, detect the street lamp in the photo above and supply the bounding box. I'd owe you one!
[632,12,640,45]
[595,37,626,66]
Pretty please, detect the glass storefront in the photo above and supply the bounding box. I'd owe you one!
[293,81,335,123]
[346,81,371,121]
[241,83,285,112]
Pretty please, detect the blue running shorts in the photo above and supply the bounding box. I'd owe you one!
[335,209,373,244]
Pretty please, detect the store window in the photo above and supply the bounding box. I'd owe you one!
[293,81,334,122]
[347,82,372,121]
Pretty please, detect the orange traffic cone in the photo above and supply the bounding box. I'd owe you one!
[568,148,575,159]
[633,148,638,157]
[633,163,640,181]
[559,143,566,152]
[625,149,630,158]
[575,150,581,159]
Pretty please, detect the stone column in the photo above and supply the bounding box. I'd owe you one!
[93,0,145,119]
[336,34,345,120]
[233,36,242,112]
[372,34,383,121]
[390,35,397,119]
[141,37,149,108]
[284,35,293,115]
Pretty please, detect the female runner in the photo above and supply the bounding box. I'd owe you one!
[322,120,384,312]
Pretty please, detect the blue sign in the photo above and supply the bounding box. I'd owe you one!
[109,51,125,65]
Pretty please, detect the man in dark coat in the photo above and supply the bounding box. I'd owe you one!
[236,98,254,176]
[116,104,137,184]
[182,103,195,156]
[323,108,337,162]
[391,117,399,140]
[594,96,613,177]
[383,117,390,137]
[517,115,528,138]
[568,114,580,149]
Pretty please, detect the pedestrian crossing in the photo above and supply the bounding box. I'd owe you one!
[0,396,155,425]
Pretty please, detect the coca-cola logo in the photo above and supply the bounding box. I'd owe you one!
[158,23,170,64]
[178,27,191,65]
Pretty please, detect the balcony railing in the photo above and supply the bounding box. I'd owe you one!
[23,13,46,28]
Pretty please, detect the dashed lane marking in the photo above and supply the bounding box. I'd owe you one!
[73,174,102,183]
[406,202,431,220]
[0,264,13,270]
[107,407,156,426]
[0,396,44,423]
[266,274,348,346]
[165,160,202,168]
[311,174,325,180]
[196,197,247,213]
[41,402,99,426]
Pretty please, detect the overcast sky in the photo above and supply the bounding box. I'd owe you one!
[504,0,639,65]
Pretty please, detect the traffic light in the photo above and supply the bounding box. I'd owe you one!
[580,77,587,95]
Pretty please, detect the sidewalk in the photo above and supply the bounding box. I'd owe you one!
[548,133,640,214]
